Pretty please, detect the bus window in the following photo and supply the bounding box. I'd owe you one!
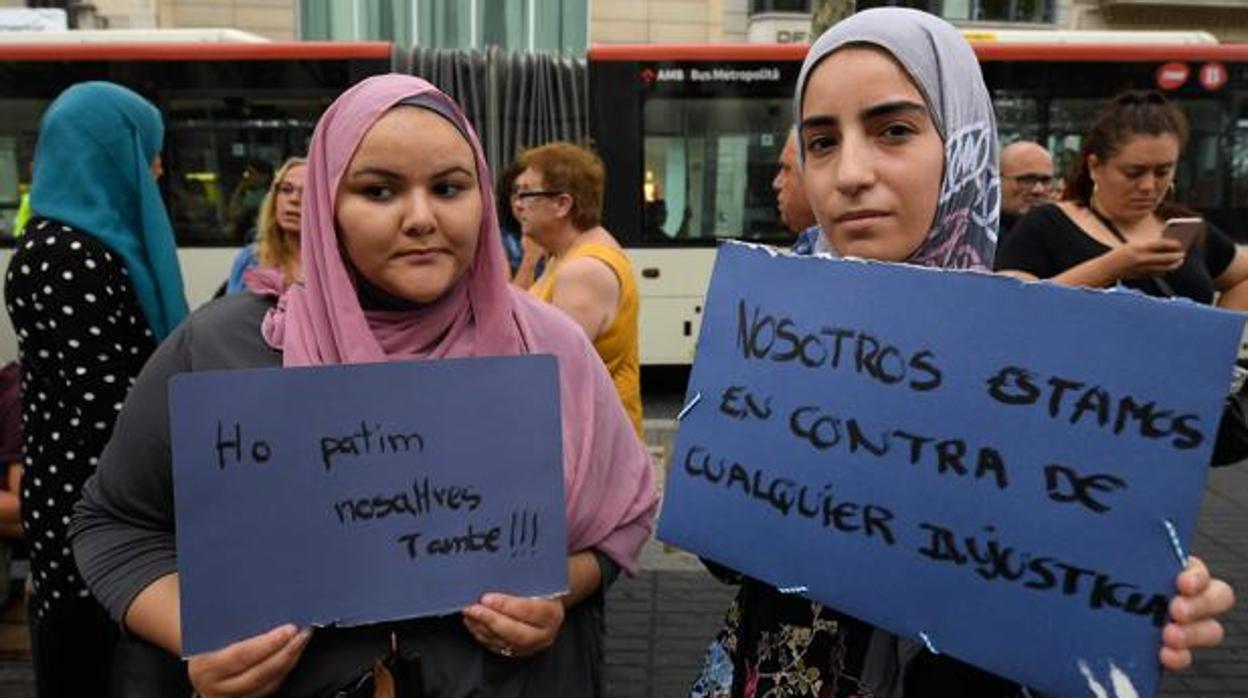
[991,92,1043,143]
[0,98,47,238]
[163,96,323,246]
[642,96,792,244]
[1045,97,1103,185]
[0,135,20,238]
[1234,101,1248,209]
[1180,100,1223,211]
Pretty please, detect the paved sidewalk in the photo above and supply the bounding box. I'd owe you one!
[604,465,1248,698]
[604,539,734,698]
[1157,465,1248,696]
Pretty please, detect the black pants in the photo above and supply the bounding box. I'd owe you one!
[29,594,118,698]
[108,633,193,698]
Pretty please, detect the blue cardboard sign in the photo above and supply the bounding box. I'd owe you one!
[658,243,1244,698]
[170,355,567,656]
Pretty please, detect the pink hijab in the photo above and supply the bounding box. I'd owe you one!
[261,74,656,573]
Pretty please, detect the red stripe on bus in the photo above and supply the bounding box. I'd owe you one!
[590,45,808,61]
[589,43,1248,63]
[0,42,391,61]
[972,44,1248,62]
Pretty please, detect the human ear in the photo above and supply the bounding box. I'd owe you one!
[555,193,575,219]
[1086,154,1103,187]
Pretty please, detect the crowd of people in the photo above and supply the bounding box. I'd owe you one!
[0,7,1239,697]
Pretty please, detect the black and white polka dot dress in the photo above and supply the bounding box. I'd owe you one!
[4,216,156,618]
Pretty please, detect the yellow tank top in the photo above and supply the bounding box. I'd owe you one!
[530,242,643,437]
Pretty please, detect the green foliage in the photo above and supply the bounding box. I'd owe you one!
[810,0,856,37]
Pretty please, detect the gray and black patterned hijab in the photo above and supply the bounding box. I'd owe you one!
[795,7,999,271]
[795,9,1011,696]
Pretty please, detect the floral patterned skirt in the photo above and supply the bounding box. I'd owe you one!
[689,579,1025,698]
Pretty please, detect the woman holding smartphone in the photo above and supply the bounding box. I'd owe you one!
[995,90,1248,309]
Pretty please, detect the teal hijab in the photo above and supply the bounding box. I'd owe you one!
[30,81,188,340]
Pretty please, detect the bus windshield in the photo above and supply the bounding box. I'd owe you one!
[163,95,325,244]
[643,95,792,244]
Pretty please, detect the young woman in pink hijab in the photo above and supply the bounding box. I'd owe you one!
[70,74,659,697]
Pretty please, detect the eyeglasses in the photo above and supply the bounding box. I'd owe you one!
[1004,173,1056,188]
[510,190,562,201]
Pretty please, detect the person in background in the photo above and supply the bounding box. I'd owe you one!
[11,193,32,240]
[71,74,657,697]
[0,361,23,608]
[773,127,822,254]
[691,10,1236,698]
[5,80,188,697]
[513,233,549,291]
[995,91,1248,310]
[496,160,528,278]
[507,159,553,290]
[516,142,644,437]
[226,156,307,294]
[224,159,274,243]
[998,140,1057,233]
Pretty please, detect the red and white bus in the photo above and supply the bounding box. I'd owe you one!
[3,30,1246,367]
[0,31,391,319]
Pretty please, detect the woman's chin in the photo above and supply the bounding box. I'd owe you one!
[827,239,900,263]
[394,285,449,305]
[382,271,469,306]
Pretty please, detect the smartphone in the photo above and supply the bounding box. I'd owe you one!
[1161,217,1205,251]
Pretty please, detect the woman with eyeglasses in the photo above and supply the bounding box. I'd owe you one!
[513,142,644,438]
[995,91,1248,310]
[225,156,307,294]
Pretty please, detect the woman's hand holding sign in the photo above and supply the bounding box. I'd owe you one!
[187,624,312,698]
[463,594,565,658]
[1162,556,1236,670]
[462,550,604,657]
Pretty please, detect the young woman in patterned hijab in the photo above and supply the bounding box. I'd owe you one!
[692,9,1233,697]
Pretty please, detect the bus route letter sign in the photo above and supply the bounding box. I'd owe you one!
[658,242,1244,698]
[170,355,567,656]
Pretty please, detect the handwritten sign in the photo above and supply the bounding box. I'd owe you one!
[658,243,1244,698]
[170,355,568,655]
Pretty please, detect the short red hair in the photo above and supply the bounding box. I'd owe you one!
[519,142,605,230]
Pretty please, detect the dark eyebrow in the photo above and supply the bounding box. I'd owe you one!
[347,166,401,180]
[800,115,838,130]
[862,100,927,121]
[347,164,475,180]
[800,100,929,131]
[432,165,475,179]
